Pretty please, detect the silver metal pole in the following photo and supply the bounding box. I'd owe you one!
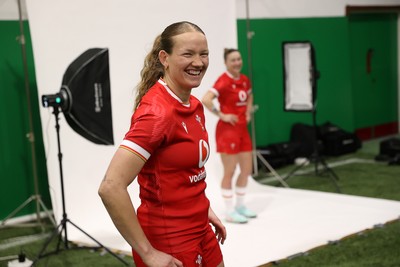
[245,0,259,176]
[17,0,42,224]
[244,0,289,188]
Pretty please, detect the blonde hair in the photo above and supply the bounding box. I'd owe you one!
[134,21,205,109]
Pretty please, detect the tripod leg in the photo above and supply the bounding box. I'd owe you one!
[283,159,310,183]
[318,159,341,193]
[67,219,129,266]
[256,151,290,188]
[322,160,340,181]
[37,197,57,226]
[33,220,65,265]
[0,196,36,226]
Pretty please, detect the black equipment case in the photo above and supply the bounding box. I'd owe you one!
[318,122,361,156]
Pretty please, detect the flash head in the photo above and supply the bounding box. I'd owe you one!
[42,93,62,108]
[41,88,71,111]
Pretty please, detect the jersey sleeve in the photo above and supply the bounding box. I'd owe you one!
[211,75,227,97]
[121,100,173,161]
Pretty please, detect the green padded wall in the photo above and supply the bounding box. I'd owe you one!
[349,13,398,129]
[0,21,51,220]
[237,14,398,146]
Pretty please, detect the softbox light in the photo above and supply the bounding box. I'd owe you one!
[42,48,114,145]
[282,42,317,112]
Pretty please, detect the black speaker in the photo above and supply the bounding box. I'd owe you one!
[379,137,400,158]
[318,122,361,156]
[290,123,321,157]
[257,142,301,170]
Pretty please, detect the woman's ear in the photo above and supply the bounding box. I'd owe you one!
[159,50,168,69]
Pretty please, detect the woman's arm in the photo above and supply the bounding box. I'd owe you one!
[202,90,238,125]
[98,148,182,267]
[246,93,254,123]
[202,90,219,116]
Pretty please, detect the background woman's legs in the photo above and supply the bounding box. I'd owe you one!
[235,151,257,218]
[220,153,248,223]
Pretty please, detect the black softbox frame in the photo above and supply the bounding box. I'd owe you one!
[60,48,114,145]
[282,41,318,112]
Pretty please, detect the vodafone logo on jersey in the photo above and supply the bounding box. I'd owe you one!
[238,90,247,102]
[189,140,210,184]
[198,139,210,168]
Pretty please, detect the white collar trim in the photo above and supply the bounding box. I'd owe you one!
[158,79,190,107]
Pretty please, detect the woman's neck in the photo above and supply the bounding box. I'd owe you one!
[161,77,191,104]
[227,70,240,79]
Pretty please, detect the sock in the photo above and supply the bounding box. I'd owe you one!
[221,188,234,215]
[235,186,247,208]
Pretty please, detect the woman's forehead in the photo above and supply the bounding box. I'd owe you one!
[226,51,241,60]
[172,31,208,49]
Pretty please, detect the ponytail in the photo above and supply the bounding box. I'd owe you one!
[134,35,164,109]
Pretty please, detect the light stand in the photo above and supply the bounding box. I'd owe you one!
[0,0,55,229]
[283,102,341,193]
[282,42,340,192]
[32,106,128,266]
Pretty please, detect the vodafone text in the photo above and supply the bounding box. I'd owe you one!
[189,169,206,183]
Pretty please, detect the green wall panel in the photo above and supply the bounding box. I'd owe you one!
[0,21,51,220]
[238,15,397,147]
[349,13,398,129]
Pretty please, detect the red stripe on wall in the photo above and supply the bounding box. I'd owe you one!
[356,121,399,141]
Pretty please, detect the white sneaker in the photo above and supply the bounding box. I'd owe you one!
[235,206,257,218]
[226,210,248,224]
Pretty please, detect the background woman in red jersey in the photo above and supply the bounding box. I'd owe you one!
[99,21,226,267]
[202,48,257,224]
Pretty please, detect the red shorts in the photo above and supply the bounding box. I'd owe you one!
[132,225,223,267]
[216,121,252,154]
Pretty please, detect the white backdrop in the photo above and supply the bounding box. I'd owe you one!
[26,0,236,250]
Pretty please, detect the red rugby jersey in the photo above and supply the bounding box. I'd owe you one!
[211,72,252,125]
[121,80,211,253]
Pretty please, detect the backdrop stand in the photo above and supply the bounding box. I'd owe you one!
[0,0,55,229]
[250,106,290,188]
[245,0,289,188]
[32,107,128,266]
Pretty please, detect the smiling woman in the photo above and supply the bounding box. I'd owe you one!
[158,31,209,104]
[202,48,256,224]
[98,21,226,267]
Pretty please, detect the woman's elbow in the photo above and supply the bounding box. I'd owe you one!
[98,178,112,200]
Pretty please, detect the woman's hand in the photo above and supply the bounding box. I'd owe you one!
[143,248,183,267]
[245,112,251,123]
[208,208,227,245]
[220,112,238,126]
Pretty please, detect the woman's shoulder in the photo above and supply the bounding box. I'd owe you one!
[240,73,250,80]
[213,72,231,88]
[137,84,174,116]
